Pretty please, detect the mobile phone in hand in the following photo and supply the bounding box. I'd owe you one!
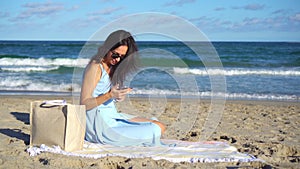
[118,86,132,90]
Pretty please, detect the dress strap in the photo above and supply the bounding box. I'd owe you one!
[99,62,110,76]
[99,63,104,72]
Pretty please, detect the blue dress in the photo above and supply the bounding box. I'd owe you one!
[85,64,163,146]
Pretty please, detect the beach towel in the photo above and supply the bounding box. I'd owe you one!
[27,139,260,163]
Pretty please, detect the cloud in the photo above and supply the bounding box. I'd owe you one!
[214,7,226,11]
[230,14,300,32]
[190,12,300,33]
[190,16,232,32]
[163,0,196,7]
[271,9,287,15]
[68,5,80,11]
[64,18,91,30]
[61,6,123,32]
[63,7,116,30]
[290,13,300,22]
[232,3,265,11]
[0,12,10,18]
[89,7,124,15]
[100,0,115,2]
[12,2,64,21]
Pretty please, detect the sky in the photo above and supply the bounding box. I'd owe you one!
[0,0,299,41]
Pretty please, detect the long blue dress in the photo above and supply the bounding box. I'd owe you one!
[85,64,163,146]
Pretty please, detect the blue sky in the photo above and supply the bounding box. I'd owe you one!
[0,0,299,41]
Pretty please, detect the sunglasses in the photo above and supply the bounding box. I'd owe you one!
[111,51,125,59]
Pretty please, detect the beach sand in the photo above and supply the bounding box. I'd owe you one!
[0,95,299,168]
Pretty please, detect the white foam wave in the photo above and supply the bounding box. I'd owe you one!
[0,77,81,92]
[0,66,59,72]
[173,67,300,76]
[130,89,299,101]
[0,57,89,68]
[0,79,298,101]
[0,77,32,88]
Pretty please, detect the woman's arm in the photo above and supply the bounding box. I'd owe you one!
[80,62,131,110]
[80,62,112,110]
[129,117,166,134]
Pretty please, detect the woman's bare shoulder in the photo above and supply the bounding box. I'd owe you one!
[85,61,101,72]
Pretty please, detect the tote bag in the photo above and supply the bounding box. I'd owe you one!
[30,100,86,152]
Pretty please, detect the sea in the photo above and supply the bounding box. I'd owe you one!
[0,40,299,102]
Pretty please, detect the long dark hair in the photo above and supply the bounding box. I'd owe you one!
[90,30,139,86]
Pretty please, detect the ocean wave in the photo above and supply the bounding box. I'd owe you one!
[0,57,89,68]
[0,77,298,101]
[0,66,60,72]
[130,89,299,101]
[173,67,300,76]
[0,54,31,59]
[0,77,81,92]
[0,82,297,101]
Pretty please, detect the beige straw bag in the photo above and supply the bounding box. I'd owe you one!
[30,100,86,152]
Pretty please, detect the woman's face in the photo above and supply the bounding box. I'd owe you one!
[108,45,128,66]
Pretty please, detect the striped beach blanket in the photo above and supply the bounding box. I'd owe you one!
[27,139,260,163]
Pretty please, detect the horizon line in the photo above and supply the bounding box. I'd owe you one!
[0,39,299,43]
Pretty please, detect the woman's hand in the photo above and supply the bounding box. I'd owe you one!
[110,84,132,102]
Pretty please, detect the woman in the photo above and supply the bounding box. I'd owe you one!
[80,30,166,146]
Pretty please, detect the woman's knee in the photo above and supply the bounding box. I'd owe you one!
[152,121,166,134]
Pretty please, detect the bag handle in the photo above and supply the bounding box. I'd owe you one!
[43,100,67,105]
[40,100,67,108]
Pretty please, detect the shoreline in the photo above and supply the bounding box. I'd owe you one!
[0,90,299,103]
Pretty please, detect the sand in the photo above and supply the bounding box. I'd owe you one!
[0,95,299,169]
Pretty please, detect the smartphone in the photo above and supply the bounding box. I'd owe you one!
[118,86,132,90]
